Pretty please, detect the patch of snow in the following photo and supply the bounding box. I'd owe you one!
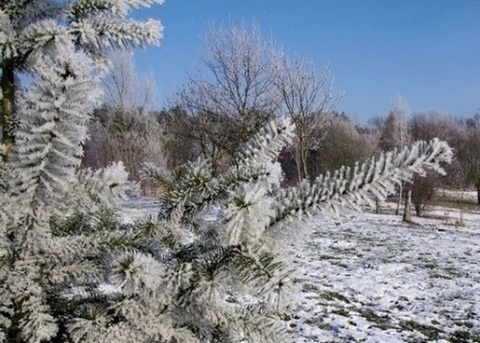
[117,196,166,224]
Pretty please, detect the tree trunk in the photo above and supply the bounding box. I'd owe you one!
[1,63,15,160]
[296,132,310,181]
[375,197,381,214]
[295,143,303,182]
[308,148,318,180]
[477,182,480,206]
[395,182,403,215]
[301,145,309,180]
[403,189,412,222]
[296,135,310,181]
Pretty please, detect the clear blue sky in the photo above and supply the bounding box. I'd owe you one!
[132,0,480,123]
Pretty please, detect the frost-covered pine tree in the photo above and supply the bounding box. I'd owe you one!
[0,1,164,342]
[0,1,454,343]
[0,0,163,160]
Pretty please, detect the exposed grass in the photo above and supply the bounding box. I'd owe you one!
[329,260,349,268]
[399,320,441,341]
[430,273,453,279]
[302,283,318,292]
[423,262,438,269]
[448,330,480,343]
[319,291,351,304]
[316,254,341,260]
[358,309,391,330]
[331,308,350,317]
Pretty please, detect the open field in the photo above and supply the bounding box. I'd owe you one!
[289,211,480,342]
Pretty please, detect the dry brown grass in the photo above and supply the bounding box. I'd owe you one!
[429,192,478,211]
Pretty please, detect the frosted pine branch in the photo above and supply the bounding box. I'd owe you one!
[70,0,165,18]
[0,2,165,341]
[270,138,453,225]
[13,50,99,213]
[70,18,163,50]
[147,117,295,224]
[232,116,295,168]
[69,162,136,215]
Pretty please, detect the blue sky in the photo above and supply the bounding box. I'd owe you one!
[133,0,480,123]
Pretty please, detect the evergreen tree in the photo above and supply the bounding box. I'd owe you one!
[0,2,454,343]
[0,0,163,160]
[0,1,164,342]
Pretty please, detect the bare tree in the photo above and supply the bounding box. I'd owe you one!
[408,111,465,214]
[379,96,410,151]
[103,51,160,114]
[273,54,339,180]
[83,52,166,192]
[379,96,411,215]
[409,111,465,180]
[173,23,341,179]
[84,107,165,179]
[158,106,202,170]
[460,114,480,204]
[175,23,281,174]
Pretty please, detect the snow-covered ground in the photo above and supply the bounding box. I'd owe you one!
[117,196,166,224]
[289,211,480,342]
[119,197,480,342]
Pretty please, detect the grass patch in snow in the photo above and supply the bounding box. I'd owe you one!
[448,330,480,343]
[319,291,351,304]
[331,307,351,317]
[358,308,392,330]
[399,320,441,341]
[301,283,318,292]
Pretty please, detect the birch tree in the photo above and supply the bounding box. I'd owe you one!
[379,96,410,152]
[83,51,166,191]
[102,51,159,114]
[379,96,410,215]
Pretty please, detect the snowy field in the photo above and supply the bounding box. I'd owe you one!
[120,197,480,342]
[289,211,480,342]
